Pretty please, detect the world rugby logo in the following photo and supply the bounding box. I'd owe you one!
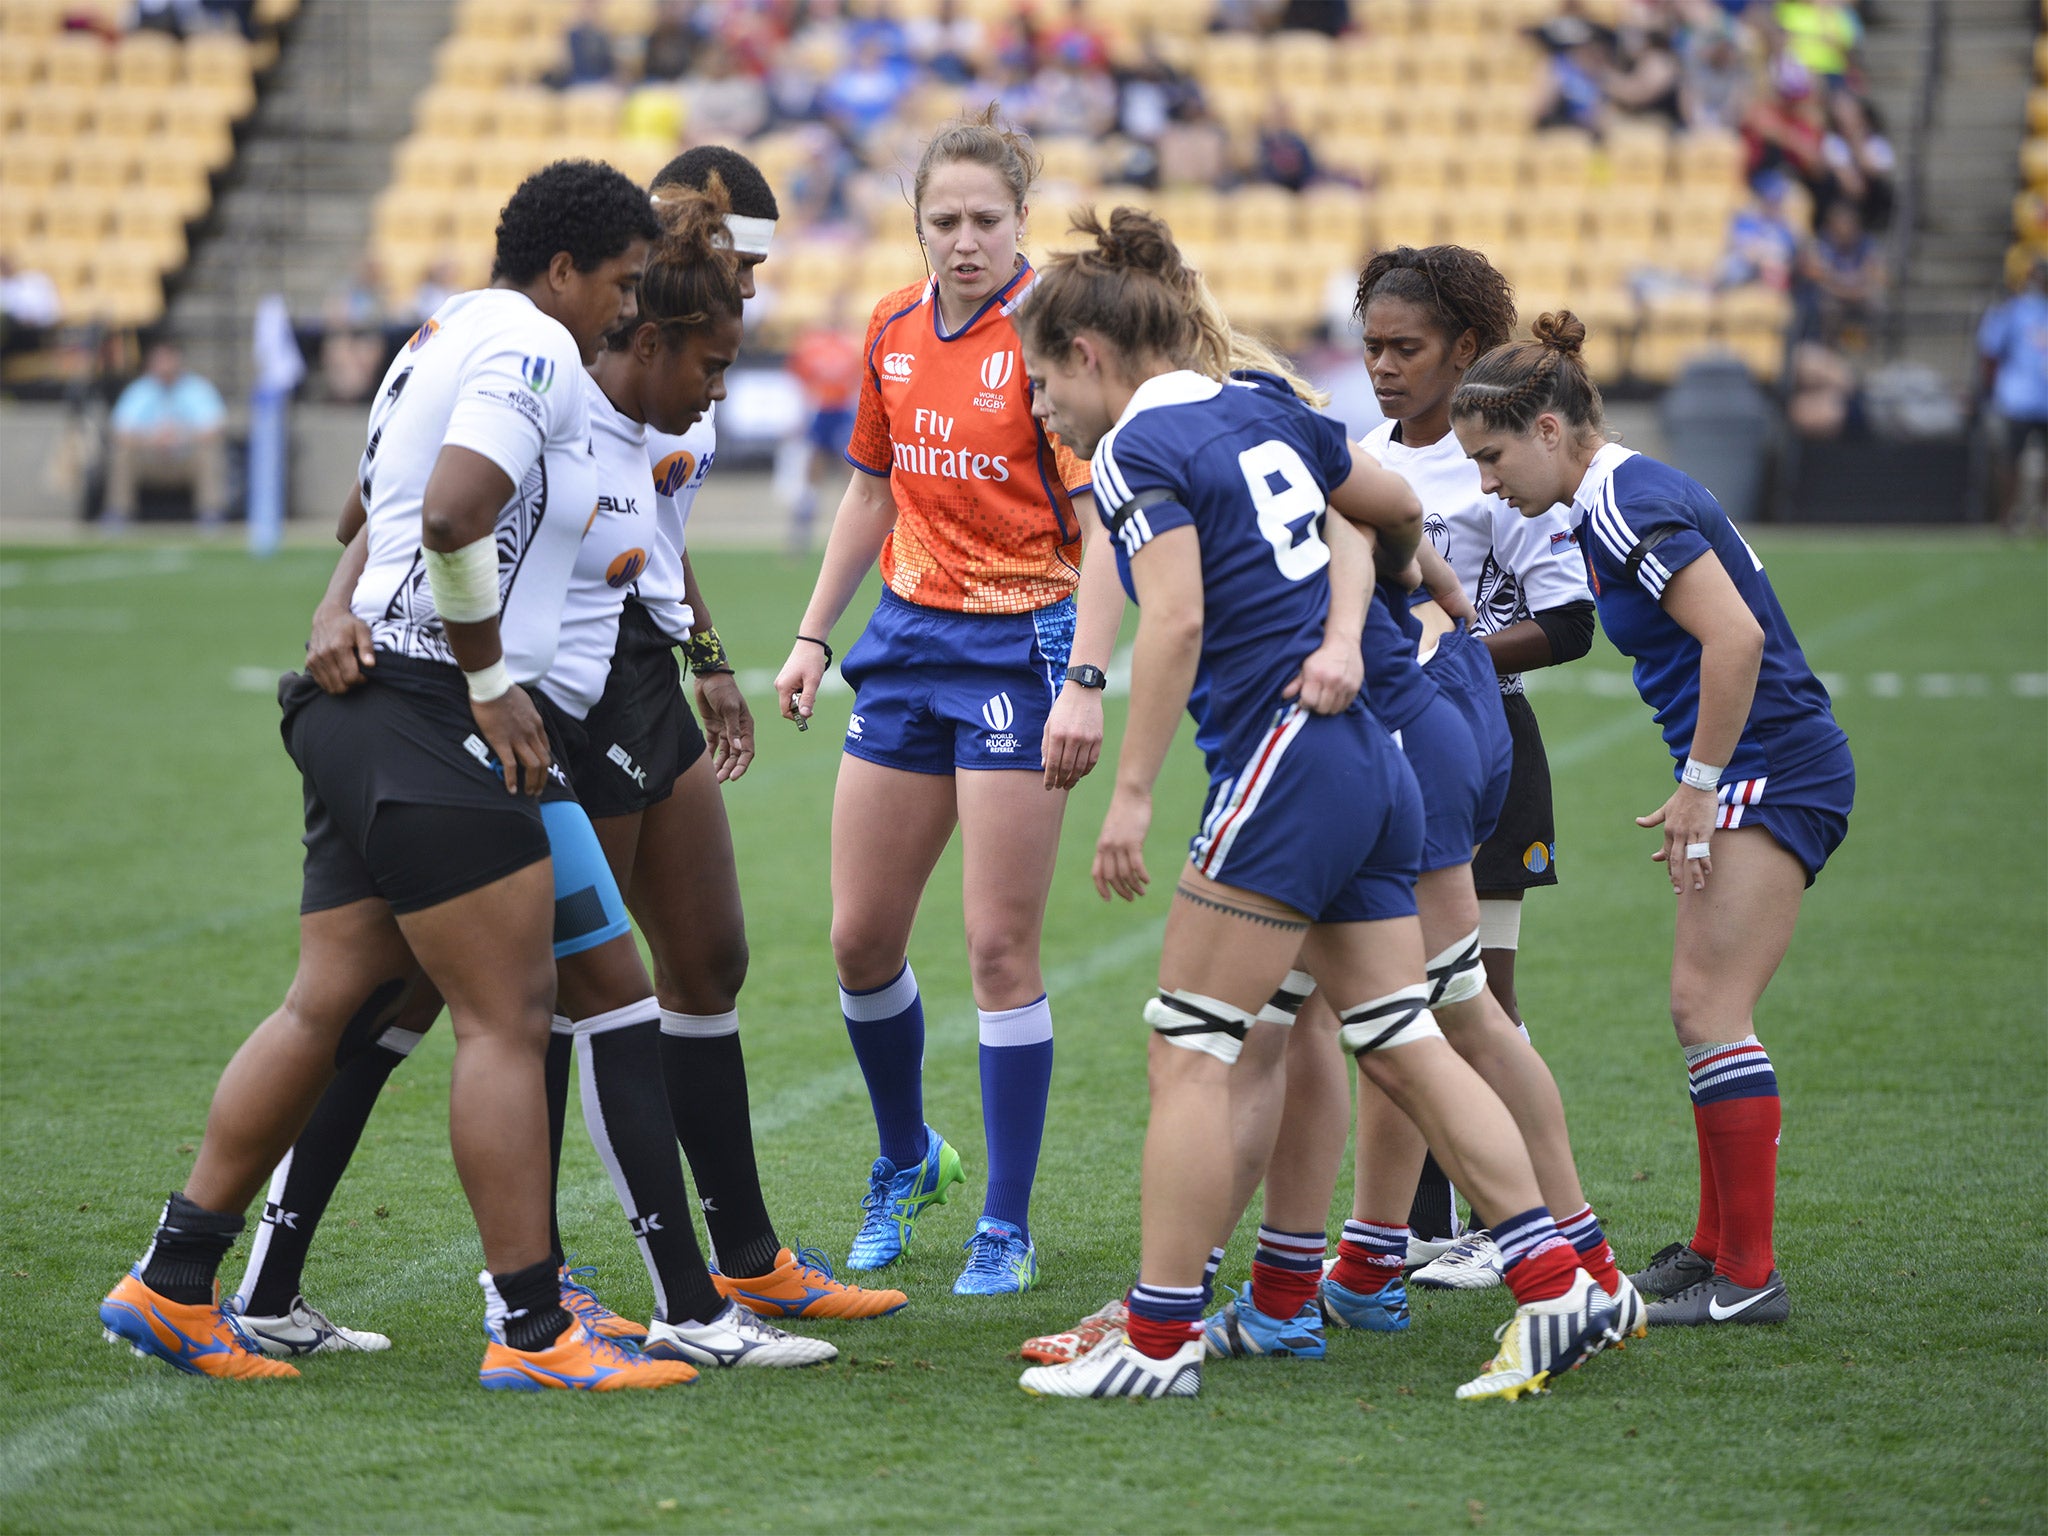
[981,692,1015,731]
[521,354,556,394]
[883,352,915,380]
[980,349,1014,390]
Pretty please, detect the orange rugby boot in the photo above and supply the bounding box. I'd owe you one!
[713,1245,910,1320]
[479,1319,697,1391]
[100,1272,300,1380]
[559,1262,648,1342]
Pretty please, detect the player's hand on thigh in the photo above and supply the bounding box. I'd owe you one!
[694,671,755,781]
[1041,685,1103,790]
[1636,783,1717,894]
[1092,788,1152,901]
[470,683,551,796]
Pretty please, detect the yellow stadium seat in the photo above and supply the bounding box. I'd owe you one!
[44,33,108,90]
[559,85,624,139]
[1416,52,1479,98]
[0,41,41,92]
[2023,137,2048,190]
[1456,136,1533,196]
[1603,120,1671,188]
[1659,233,1726,282]
[452,186,512,243]
[1398,95,1471,141]
[1501,248,1582,297]
[21,84,93,136]
[1674,128,1745,186]
[2028,88,2048,136]
[1667,186,1743,243]
[43,189,114,242]
[1149,188,1227,245]
[375,186,454,243]
[470,142,548,198]
[112,30,180,90]
[137,146,212,218]
[1441,202,1515,253]
[254,0,300,24]
[393,135,472,191]
[1717,283,1793,333]
[858,241,925,299]
[113,203,187,267]
[1585,191,1664,249]
[603,0,654,33]
[434,34,521,90]
[1530,129,1596,190]
[492,84,567,143]
[0,195,39,250]
[1379,138,1460,192]
[1300,184,1371,249]
[415,85,497,138]
[1317,131,1387,183]
[95,88,175,138]
[67,139,142,191]
[1577,244,1646,290]
[1357,0,1415,38]
[1520,189,1592,244]
[1195,33,1266,91]
[1371,189,1446,249]
[1231,184,1303,242]
[165,101,236,172]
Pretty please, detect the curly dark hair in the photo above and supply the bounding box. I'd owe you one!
[492,159,662,286]
[1354,244,1518,357]
[652,145,780,220]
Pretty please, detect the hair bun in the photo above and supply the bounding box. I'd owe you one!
[1531,310,1587,356]
[1096,206,1181,281]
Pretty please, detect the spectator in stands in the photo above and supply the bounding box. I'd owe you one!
[132,0,202,39]
[410,257,457,324]
[686,39,770,144]
[1155,96,1231,188]
[907,0,985,85]
[1718,169,1800,291]
[1976,259,2048,532]
[1534,35,1612,133]
[1787,338,1860,437]
[1041,0,1108,71]
[641,0,698,83]
[1528,0,1615,59]
[1774,0,1860,91]
[104,340,228,530]
[549,0,617,90]
[1253,97,1318,192]
[1678,13,1755,131]
[1033,42,1118,140]
[1794,198,1884,343]
[1823,91,1895,230]
[0,254,61,358]
[821,33,913,147]
[1604,17,1685,128]
[317,259,387,404]
[1743,57,1830,194]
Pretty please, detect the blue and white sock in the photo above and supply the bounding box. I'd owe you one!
[978,993,1054,1236]
[840,962,927,1168]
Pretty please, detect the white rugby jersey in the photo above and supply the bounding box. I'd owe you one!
[351,289,595,683]
[541,373,690,718]
[1361,419,1590,695]
[633,406,717,644]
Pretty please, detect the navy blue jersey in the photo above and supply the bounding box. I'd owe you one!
[1359,577,1440,732]
[1573,445,1847,781]
[1092,369,1357,772]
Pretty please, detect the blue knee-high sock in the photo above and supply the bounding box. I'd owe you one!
[978,994,1053,1236]
[841,962,927,1167]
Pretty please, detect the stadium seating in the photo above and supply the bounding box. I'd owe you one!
[2009,0,2048,285]
[0,0,292,329]
[365,0,1779,384]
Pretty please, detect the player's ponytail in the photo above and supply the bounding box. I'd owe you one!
[1450,309,1605,440]
[1014,205,1201,374]
[608,177,742,353]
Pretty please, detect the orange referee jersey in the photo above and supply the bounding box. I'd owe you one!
[845,265,1091,615]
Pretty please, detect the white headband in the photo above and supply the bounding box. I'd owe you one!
[725,214,775,257]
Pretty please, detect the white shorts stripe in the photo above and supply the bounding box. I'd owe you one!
[1191,705,1308,882]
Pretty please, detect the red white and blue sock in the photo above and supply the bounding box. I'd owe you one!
[1328,1218,1406,1295]
[1202,1244,1226,1305]
[977,994,1054,1238]
[1125,1281,1205,1360]
[1248,1226,1325,1321]
[840,962,926,1168]
[1494,1206,1579,1305]
[1554,1203,1622,1295]
[1685,1035,1780,1288]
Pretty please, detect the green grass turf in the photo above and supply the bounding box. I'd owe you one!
[0,533,2043,1534]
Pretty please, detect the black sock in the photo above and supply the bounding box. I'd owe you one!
[236,1036,415,1316]
[492,1255,572,1352]
[577,1010,725,1325]
[658,1015,780,1280]
[1408,1152,1459,1242]
[140,1192,244,1304]
[545,1026,572,1267]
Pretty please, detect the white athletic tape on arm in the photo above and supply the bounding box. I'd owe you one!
[463,658,512,703]
[1144,990,1257,1065]
[1477,898,1523,953]
[423,535,500,623]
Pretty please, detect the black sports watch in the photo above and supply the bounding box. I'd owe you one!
[1064,664,1108,690]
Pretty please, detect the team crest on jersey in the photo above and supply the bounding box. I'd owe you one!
[652,449,696,496]
[882,352,915,380]
[407,319,439,351]
[1423,512,1450,555]
[606,547,649,588]
[521,355,556,394]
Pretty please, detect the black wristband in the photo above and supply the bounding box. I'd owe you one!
[796,633,833,668]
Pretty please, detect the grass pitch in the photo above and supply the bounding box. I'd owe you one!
[1,533,2043,1534]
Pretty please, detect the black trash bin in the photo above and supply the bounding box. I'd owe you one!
[1659,354,1777,522]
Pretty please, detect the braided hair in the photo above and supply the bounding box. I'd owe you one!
[1450,310,1606,440]
[1354,244,1518,357]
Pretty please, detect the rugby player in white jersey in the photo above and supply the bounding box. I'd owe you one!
[99,161,698,1390]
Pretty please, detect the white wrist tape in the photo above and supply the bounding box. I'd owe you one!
[1681,756,1723,793]
[423,535,500,624]
[464,659,513,703]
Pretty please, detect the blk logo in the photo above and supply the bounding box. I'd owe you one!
[980,349,1014,390]
[631,1213,664,1237]
[981,692,1015,732]
[882,352,915,380]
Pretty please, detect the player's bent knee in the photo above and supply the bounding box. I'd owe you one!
[1256,969,1315,1026]
[1425,927,1486,1009]
[1144,990,1257,1066]
[1337,983,1443,1057]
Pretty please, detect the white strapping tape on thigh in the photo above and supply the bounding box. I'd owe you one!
[1425,927,1486,1008]
[1256,969,1316,1026]
[1143,989,1257,1065]
[1337,983,1442,1056]
[1477,898,1523,952]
